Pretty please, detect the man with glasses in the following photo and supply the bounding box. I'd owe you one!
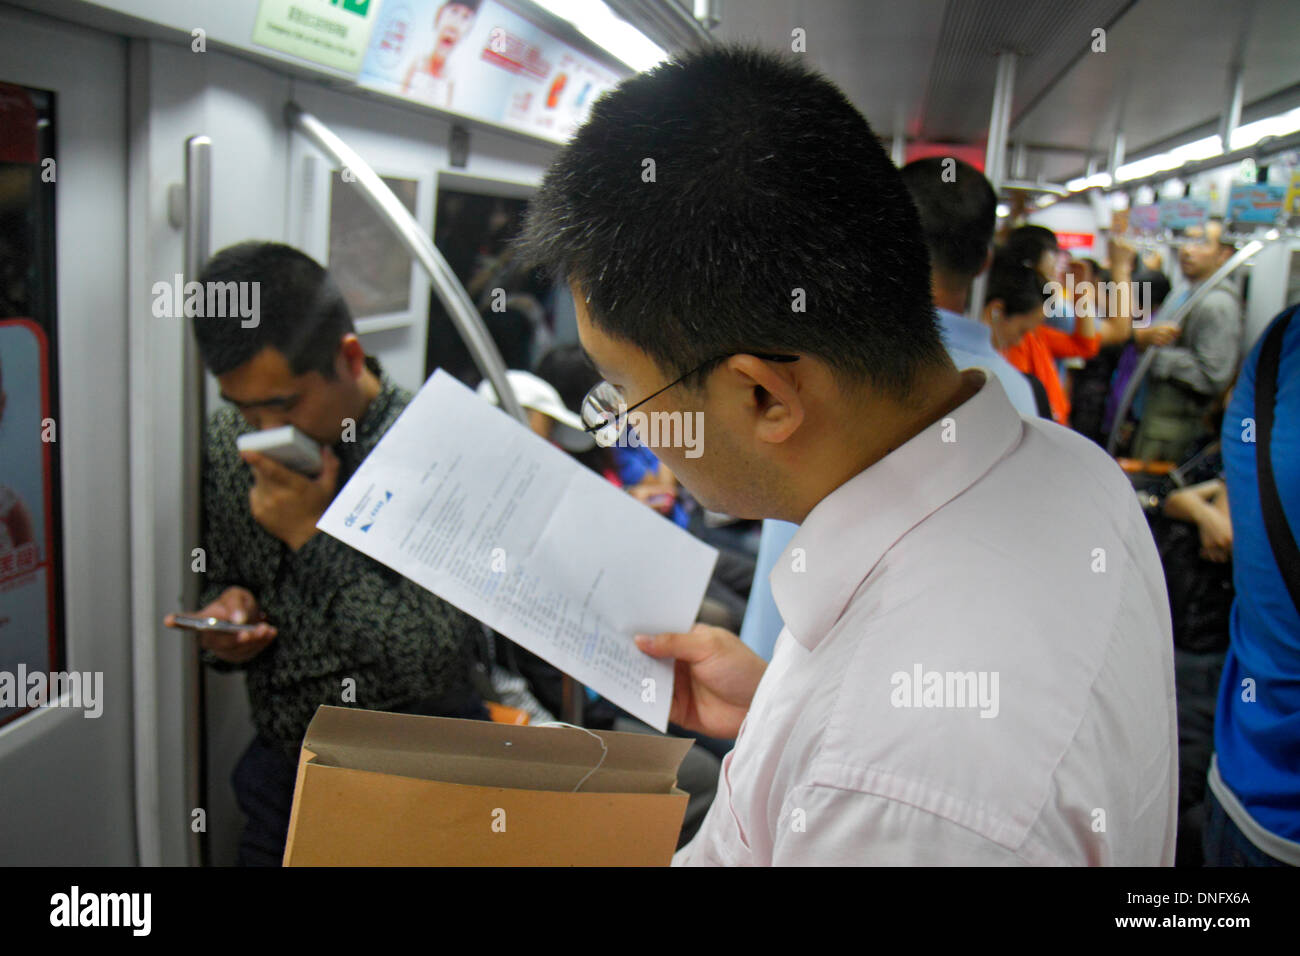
[518,45,1176,865]
[1130,219,1242,463]
[580,353,799,449]
[169,242,486,865]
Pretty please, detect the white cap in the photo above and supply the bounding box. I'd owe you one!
[477,370,596,452]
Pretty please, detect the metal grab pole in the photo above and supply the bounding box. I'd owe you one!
[1106,238,1265,457]
[286,103,526,425]
[182,134,211,868]
[968,50,1017,323]
[286,103,583,724]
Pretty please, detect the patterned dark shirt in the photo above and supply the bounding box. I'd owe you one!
[199,357,480,756]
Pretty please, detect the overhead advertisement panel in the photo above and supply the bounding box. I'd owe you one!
[1226,183,1286,225]
[252,0,383,74]
[358,0,624,142]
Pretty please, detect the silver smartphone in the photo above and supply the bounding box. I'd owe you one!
[168,614,248,634]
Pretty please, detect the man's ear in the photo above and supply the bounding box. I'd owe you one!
[977,245,994,278]
[980,297,1001,326]
[338,333,366,379]
[726,354,804,445]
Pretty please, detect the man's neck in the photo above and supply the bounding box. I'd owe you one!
[784,363,977,523]
[931,272,970,314]
[351,365,383,426]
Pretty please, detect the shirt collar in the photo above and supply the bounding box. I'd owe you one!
[771,369,1023,651]
[935,307,998,360]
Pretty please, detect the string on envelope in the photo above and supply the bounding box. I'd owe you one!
[535,721,608,793]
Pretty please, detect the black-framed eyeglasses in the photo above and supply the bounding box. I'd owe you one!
[581,352,799,448]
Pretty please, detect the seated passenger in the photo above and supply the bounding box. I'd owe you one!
[518,45,1176,865]
[168,242,487,866]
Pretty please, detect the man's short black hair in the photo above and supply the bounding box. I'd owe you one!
[986,248,1048,316]
[192,241,353,377]
[516,45,945,399]
[898,157,996,281]
[1003,225,1059,269]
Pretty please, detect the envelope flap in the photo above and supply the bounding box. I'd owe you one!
[302,706,694,794]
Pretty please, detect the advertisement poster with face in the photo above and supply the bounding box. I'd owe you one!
[359,0,623,142]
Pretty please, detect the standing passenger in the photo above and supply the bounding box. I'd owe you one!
[1203,304,1300,867]
[738,155,1043,663]
[519,46,1177,865]
[1130,220,1242,463]
[169,242,486,866]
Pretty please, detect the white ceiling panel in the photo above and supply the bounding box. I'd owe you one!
[703,0,1300,185]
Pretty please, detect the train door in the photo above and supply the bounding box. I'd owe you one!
[0,6,135,864]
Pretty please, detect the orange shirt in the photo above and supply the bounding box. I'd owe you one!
[1001,326,1101,426]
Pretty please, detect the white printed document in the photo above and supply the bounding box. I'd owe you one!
[317,369,719,731]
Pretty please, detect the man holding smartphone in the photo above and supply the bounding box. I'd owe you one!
[169,241,486,865]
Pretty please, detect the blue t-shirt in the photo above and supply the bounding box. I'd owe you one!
[1214,305,1300,841]
[739,314,1039,660]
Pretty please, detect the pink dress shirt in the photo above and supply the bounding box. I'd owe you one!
[674,370,1177,865]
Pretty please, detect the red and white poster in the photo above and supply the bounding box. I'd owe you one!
[0,80,63,727]
[0,320,61,727]
[358,0,624,142]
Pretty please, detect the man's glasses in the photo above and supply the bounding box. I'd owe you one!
[580,352,800,448]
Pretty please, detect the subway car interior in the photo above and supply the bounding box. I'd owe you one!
[1,0,1299,892]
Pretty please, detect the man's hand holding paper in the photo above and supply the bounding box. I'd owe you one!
[317,370,719,731]
[634,623,768,740]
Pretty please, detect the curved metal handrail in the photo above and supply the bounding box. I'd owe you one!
[285,102,527,427]
[286,104,584,722]
[1105,238,1265,457]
